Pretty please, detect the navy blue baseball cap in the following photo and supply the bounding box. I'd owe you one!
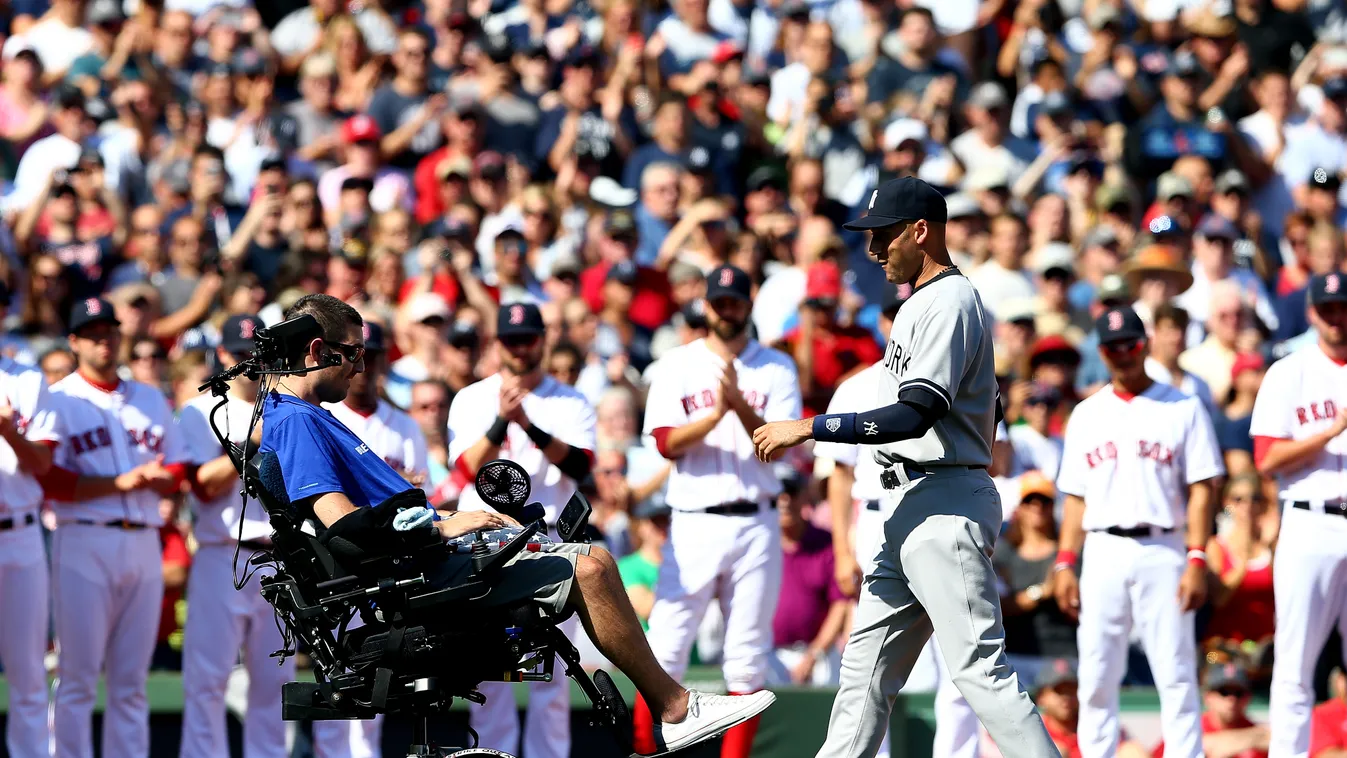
[70,297,120,333]
[220,314,261,353]
[1095,306,1147,344]
[360,320,387,353]
[1195,214,1239,241]
[497,302,546,337]
[705,264,753,303]
[1309,271,1347,306]
[844,177,948,230]
[607,260,639,286]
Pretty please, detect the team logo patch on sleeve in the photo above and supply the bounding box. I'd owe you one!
[825,417,841,433]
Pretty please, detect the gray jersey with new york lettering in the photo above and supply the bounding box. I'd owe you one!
[871,270,997,468]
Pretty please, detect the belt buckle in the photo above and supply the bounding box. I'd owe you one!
[880,469,899,490]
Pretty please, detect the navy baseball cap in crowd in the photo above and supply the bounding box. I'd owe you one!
[361,320,387,353]
[1195,214,1239,241]
[1095,306,1147,344]
[1324,77,1347,101]
[880,282,914,316]
[681,298,709,329]
[607,260,639,286]
[70,297,120,332]
[1309,271,1347,306]
[1310,167,1342,191]
[843,177,948,230]
[705,264,753,303]
[448,320,480,348]
[1033,658,1078,692]
[220,314,261,354]
[497,302,545,337]
[1203,660,1251,693]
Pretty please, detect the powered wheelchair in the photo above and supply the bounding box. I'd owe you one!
[235,451,632,758]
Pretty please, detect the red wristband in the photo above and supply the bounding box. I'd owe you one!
[1187,548,1208,567]
[1054,550,1078,569]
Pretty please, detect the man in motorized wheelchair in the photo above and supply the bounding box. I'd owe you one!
[247,294,774,757]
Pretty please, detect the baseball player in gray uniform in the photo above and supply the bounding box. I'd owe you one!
[753,177,1060,758]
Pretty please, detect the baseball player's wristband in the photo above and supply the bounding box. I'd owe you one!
[1187,548,1208,567]
[812,413,857,443]
[524,423,554,449]
[486,417,509,446]
[1052,550,1079,572]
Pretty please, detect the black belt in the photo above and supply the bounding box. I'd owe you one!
[703,500,774,516]
[1291,501,1347,517]
[865,500,882,511]
[880,463,985,490]
[1101,525,1175,538]
[75,519,150,530]
[240,539,273,551]
[0,513,35,531]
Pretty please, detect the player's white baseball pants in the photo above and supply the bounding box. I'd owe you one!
[1269,504,1347,758]
[0,517,50,758]
[180,544,294,758]
[51,523,163,758]
[469,614,579,758]
[646,508,782,692]
[815,469,1057,758]
[1076,530,1201,758]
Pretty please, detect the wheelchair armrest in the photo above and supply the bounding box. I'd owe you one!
[471,519,542,581]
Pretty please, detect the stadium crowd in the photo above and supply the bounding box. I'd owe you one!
[0,0,1346,754]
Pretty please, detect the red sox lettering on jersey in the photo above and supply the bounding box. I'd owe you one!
[48,372,190,526]
[1251,345,1347,502]
[1057,383,1224,530]
[643,339,802,509]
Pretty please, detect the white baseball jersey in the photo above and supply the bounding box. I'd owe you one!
[1057,382,1225,530]
[874,271,997,468]
[642,338,802,510]
[1249,344,1347,502]
[448,374,596,524]
[178,393,273,545]
[326,399,431,495]
[814,363,886,503]
[0,356,59,515]
[49,372,189,527]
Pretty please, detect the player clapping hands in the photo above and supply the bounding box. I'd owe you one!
[116,454,182,496]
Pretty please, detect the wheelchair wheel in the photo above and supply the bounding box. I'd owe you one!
[445,750,517,757]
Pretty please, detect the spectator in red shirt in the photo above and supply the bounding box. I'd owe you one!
[1153,660,1269,758]
[1034,658,1150,758]
[412,103,485,224]
[152,499,191,670]
[579,209,675,331]
[780,260,882,417]
[1310,667,1347,757]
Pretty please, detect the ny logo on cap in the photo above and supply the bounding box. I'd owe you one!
[1315,168,1330,184]
[1329,274,1341,294]
[85,298,101,315]
[1108,311,1124,331]
[825,417,840,433]
[240,319,255,339]
[868,190,878,210]
[509,305,525,325]
[719,268,734,287]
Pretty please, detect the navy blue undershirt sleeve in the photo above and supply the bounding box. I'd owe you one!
[811,398,938,445]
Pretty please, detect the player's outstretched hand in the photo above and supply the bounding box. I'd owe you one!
[1053,568,1080,620]
[1177,561,1207,612]
[752,418,811,462]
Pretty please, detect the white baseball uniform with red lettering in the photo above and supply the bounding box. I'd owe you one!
[1250,343,1347,758]
[0,357,59,758]
[177,392,294,758]
[1056,382,1224,758]
[311,398,431,758]
[641,337,801,692]
[448,373,596,758]
[48,371,190,758]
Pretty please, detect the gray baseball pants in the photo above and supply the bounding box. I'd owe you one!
[815,467,1061,758]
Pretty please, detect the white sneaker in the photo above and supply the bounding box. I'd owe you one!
[632,689,777,757]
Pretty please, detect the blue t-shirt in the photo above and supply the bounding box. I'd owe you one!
[260,392,411,507]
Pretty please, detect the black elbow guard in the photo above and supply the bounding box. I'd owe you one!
[557,446,592,482]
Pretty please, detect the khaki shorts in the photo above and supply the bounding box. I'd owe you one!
[429,542,592,617]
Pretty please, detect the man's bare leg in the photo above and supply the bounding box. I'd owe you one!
[568,549,690,723]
